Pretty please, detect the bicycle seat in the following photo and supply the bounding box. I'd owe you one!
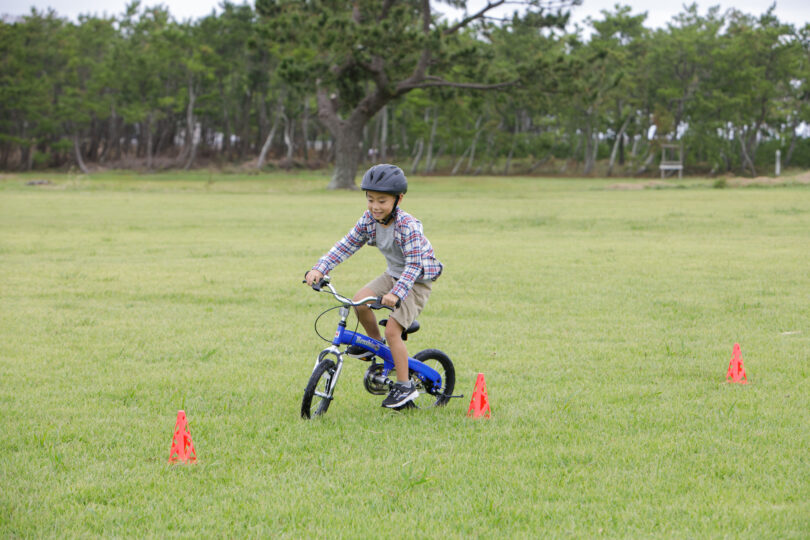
[379,319,420,341]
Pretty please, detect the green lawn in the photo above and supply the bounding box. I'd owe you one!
[1,171,809,537]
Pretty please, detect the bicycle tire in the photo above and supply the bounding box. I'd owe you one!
[412,349,455,407]
[301,359,337,419]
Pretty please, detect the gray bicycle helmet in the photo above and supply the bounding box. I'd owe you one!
[360,164,408,195]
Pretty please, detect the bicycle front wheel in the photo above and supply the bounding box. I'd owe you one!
[301,359,337,419]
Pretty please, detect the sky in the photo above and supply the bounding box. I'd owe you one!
[2,0,808,30]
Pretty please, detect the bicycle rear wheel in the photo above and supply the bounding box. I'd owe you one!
[412,349,455,407]
[301,359,337,419]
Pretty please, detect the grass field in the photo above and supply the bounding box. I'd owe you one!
[1,171,809,538]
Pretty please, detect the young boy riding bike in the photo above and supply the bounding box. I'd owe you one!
[304,164,443,408]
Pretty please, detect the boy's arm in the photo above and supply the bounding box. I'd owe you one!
[312,215,370,275]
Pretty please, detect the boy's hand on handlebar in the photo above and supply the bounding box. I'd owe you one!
[305,270,324,287]
[381,293,400,308]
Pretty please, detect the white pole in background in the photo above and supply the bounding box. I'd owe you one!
[775,150,781,176]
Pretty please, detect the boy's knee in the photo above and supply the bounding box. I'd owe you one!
[384,320,403,341]
[353,288,375,302]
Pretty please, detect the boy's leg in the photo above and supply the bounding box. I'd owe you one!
[352,274,397,342]
[380,282,431,408]
[381,317,419,408]
[353,287,383,341]
[384,318,409,383]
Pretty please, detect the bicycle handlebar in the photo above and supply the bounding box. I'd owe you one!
[302,273,399,310]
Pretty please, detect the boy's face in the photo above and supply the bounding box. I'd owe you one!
[366,190,401,221]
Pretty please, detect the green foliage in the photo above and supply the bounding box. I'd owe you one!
[0,2,808,177]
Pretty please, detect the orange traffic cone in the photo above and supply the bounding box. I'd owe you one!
[467,373,491,418]
[725,343,748,384]
[168,410,197,463]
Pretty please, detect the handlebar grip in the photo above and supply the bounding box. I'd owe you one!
[302,271,326,292]
[369,296,400,310]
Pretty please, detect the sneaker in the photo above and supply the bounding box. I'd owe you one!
[346,345,374,360]
[382,382,418,408]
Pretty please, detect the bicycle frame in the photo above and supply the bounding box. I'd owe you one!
[313,303,444,395]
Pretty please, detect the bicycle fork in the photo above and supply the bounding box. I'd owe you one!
[313,346,344,401]
[310,305,355,400]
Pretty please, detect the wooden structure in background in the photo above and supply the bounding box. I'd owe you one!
[659,143,683,179]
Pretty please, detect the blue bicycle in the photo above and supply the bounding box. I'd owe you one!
[301,276,456,419]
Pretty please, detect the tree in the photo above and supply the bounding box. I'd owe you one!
[783,24,810,167]
[644,5,724,172]
[256,0,574,189]
[0,10,71,170]
[712,8,799,175]
[586,6,648,175]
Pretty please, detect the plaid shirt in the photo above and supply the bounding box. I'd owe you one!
[313,209,443,299]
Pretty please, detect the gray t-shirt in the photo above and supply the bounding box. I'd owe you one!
[375,222,429,283]
[376,221,406,278]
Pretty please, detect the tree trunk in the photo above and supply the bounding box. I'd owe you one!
[504,120,519,175]
[302,99,310,161]
[425,110,437,173]
[607,115,632,177]
[737,127,757,176]
[785,131,798,168]
[528,155,551,173]
[465,116,483,173]
[316,82,382,190]
[73,134,90,174]
[183,125,198,171]
[583,135,595,174]
[87,119,100,162]
[220,84,231,157]
[282,113,292,160]
[451,146,471,175]
[145,114,153,170]
[183,82,197,170]
[257,93,268,151]
[257,110,281,170]
[26,142,34,171]
[380,105,388,162]
[635,151,655,176]
[99,106,115,163]
[781,114,800,167]
[112,112,122,161]
[583,114,596,175]
[400,125,408,157]
[328,123,363,189]
[0,141,8,169]
[427,144,443,173]
[410,138,424,174]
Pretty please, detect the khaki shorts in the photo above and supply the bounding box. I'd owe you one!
[362,273,432,329]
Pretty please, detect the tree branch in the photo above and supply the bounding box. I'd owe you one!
[359,55,391,92]
[399,78,519,91]
[444,0,508,35]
